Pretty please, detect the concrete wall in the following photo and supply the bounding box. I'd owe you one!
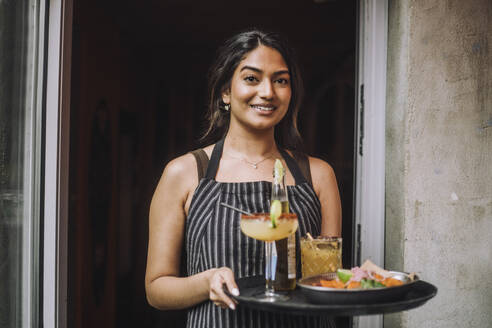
[385,0,492,327]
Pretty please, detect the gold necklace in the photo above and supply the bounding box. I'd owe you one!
[225,152,274,169]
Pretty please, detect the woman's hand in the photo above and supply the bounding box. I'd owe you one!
[208,267,240,310]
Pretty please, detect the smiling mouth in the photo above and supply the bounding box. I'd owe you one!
[250,104,276,112]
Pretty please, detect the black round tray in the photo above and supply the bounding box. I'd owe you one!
[230,276,437,316]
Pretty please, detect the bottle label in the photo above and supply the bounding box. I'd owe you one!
[271,242,278,281]
[287,234,296,279]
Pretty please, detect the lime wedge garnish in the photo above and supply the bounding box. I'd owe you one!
[336,269,353,283]
[273,159,284,184]
[270,200,281,228]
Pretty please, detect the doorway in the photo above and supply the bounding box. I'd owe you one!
[68,0,357,327]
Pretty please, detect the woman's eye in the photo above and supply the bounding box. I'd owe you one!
[244,76,258,83]
[275,78,290,85]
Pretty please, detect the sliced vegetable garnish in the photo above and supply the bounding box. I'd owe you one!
[360,279,385,289]
[360,279,374,289]
[373,281,385,288]
[336,269,353,283]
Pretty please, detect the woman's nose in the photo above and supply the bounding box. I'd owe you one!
[258,80,274,99]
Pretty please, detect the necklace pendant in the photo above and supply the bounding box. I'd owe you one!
[253,164,257,169]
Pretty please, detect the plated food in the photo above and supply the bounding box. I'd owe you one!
[297,261,419,303]
[303,259,414,290]
[319,260,408,290]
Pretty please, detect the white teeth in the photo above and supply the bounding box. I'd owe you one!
[251,105,275,111]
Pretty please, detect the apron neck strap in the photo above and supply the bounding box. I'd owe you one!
[205,138,225,179]
[278,148,307,185]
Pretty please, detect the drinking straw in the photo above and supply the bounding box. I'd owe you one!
[220,202,253,216]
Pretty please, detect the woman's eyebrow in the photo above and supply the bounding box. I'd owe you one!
[240,65,262,73]
[240,66,290,76]
[272,70,290,77]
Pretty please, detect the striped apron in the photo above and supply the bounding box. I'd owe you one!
[185,139,335,328]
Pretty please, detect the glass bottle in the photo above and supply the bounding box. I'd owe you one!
[271,164,296,291]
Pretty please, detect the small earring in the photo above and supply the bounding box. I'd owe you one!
[224,104,230,111]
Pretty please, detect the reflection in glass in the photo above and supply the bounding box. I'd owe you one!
[0,1,45,326]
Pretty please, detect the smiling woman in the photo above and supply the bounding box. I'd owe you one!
[68,1,357,327]
[223,45,292,134]
[145,29,341,328]
[202,30,304,152]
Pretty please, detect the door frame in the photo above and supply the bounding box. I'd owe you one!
[43,0,72,327]
[41,0,387,327]
[354,0,388,327]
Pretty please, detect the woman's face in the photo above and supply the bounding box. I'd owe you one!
[222,45,292,132]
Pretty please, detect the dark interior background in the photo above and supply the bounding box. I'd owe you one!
[68,0,356,327]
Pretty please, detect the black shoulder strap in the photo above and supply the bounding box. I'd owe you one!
[190,149,209,181]
[293,151,313,186]
[205,139,224,179]
[278,148,308,185]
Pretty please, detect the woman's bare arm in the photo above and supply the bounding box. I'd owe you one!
[309,157,342,237]
[145,154,238,310]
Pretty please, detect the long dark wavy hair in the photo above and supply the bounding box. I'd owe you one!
[201,29,304,151]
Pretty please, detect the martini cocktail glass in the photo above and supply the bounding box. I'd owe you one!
[240,212,298,302]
